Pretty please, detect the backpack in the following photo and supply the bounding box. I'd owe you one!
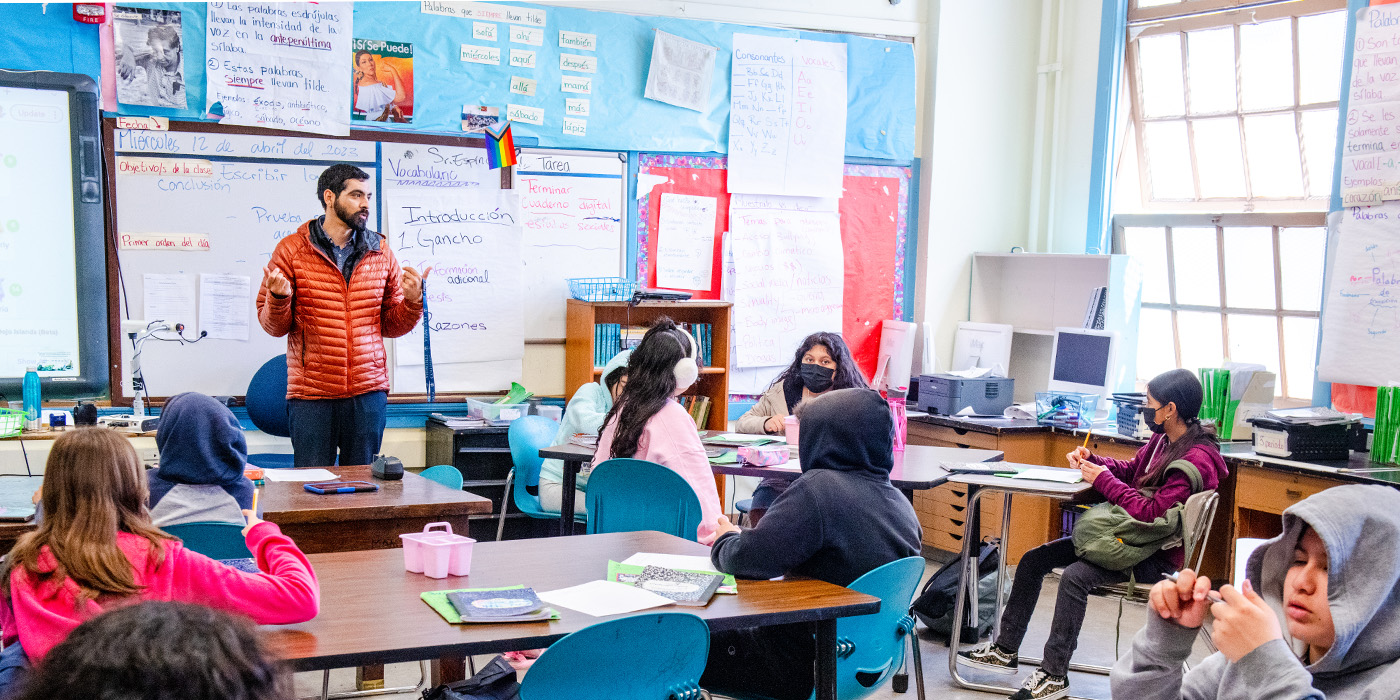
[421,655,520,700]
[912,539,1001,642]
[1070,460,1203,572]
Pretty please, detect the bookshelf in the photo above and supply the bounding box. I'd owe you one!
[565,299,732,431]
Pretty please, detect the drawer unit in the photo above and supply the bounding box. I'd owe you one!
[1235,465,1337,515]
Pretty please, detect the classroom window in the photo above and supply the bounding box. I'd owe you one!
[1113,214,1325,402]
[1121,0,1347,212]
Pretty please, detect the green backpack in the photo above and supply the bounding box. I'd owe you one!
[1070,460,1204,572]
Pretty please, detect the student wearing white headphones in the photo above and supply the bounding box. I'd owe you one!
[594,317,723,544]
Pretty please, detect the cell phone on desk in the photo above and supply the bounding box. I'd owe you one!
[303,481,380,494]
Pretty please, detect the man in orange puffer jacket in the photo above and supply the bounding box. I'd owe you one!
[256,164,427,468]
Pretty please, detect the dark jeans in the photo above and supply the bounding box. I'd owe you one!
[996,537,1175,677]
[287,391,388,468]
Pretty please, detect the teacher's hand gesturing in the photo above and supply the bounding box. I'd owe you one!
[401,265,431,301]
[263,264,292,298]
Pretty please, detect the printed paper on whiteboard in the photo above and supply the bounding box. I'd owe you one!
[655,193,717,290]
[204,2,353,136]
[388,191,525,364]
[198,274,251,341]
[142,273,195,330]
[729,194,843,367]
[728,34,847,198]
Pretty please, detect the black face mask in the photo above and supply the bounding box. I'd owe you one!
[1142,406,1166,434]
[800,363,836,393]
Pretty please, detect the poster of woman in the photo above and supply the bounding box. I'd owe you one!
[351,39,413,123]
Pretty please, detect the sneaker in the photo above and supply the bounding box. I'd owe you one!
[1009,669,1069,700]
[956,642,1019,674]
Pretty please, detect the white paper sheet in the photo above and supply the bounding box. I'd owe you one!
[198,274,251,341]
[644,31,717,112]
[142,273,195,329]
[621,553,723,573]
[263,468,339,482]
[729,194,843,367]
[537,580,673,617]
[655,193,717,290]
[1011,468,1084,484]
[387,191,525,365]
[727,34,847,198]
[204,2,353,136]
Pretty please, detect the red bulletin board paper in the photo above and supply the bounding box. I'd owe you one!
[1333,383,1378,418]
[838,176,900,377]
[644,167,731,300]
[638,161,905,379]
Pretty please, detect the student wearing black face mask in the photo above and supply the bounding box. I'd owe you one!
[735,332,869,523]
[958,368,1228,700]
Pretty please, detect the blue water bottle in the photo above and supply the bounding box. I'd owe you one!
[22,366,40,431]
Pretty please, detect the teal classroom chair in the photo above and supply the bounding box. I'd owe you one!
[710,556,927,700]
[519,612,709,700]
[419,464,464,490]
[585,458,703,542]
[244,355,295,469]
[161,521,252,560]
[499,415,582,540]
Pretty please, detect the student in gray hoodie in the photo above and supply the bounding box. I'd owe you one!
[1111,483,1400,700]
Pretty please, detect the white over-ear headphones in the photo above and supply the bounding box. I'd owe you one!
[672,325,699,391]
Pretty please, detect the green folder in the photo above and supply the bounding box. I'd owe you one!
[421,585,560,624]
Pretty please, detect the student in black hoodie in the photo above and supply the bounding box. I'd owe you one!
[701,388,922,700]
[147,392,256,527]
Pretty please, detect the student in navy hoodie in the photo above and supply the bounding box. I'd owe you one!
[147,392,255,527]
[701,388,921,700]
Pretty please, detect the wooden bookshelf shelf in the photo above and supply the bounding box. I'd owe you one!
[566,298,731,432]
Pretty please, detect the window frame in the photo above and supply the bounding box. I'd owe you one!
[1112,211,1326,401]
[1123,0,1346,212]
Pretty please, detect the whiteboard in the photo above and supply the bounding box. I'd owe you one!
[114,155,378,398]
[515,149,626,338]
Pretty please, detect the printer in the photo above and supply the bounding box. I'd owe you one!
[916,374,1015,416]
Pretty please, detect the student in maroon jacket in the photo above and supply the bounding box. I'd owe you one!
[958,369,1228,700]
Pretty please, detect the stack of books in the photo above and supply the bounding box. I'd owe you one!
[678,395,712,428]
[592,322,714,368]
[428,413,487,429]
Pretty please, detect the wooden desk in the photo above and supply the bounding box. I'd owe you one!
[538,443,594,537]
[709,444,1004,492]
[259,466,492,554]
[0,476,41,551]
[262,531,879,699]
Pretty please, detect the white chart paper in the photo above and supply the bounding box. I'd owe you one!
[204,2,353,136]
[655,193,717,290]
[729,194,843,367]
[1318,205,1400,385]
[728,34,847,198]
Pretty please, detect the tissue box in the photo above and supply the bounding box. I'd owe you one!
[738,444,789,467]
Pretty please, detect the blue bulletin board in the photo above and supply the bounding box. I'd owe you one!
[0,2,916,161]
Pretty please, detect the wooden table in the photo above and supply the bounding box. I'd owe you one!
[945,472,1095,694]
[262,531,880,699]
[539,443,1005,535]
[0,476,41,551]
[259,466,492,554]
[710,444,1004,494]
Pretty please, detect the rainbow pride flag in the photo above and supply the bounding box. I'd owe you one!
[485,120,517,170]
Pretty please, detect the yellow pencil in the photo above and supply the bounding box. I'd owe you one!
[250,487,260,518]
[1082,429,1092,449]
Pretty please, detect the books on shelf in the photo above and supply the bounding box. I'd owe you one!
[678,394,712,428]
[429,413,487,429]
[591,322,714,369]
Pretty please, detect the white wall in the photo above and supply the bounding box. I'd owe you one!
[1046,0,1108,255]
[916,0,1042,371]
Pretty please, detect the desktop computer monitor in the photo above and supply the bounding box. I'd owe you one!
[951,322,1013,374]
[1047,327,1118,397]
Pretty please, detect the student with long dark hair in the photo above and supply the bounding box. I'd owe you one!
[594,317,722,544]
[10,601,291,700]
[735,332,869,521]
[0,429,318,688]
[958,368,1228,700]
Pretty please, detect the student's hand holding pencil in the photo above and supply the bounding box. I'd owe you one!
[1149,568,1214,629]
[1210,579,1283,663]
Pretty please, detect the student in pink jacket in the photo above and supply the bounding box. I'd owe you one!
[0,428,319,675]
[595,317,723,544]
